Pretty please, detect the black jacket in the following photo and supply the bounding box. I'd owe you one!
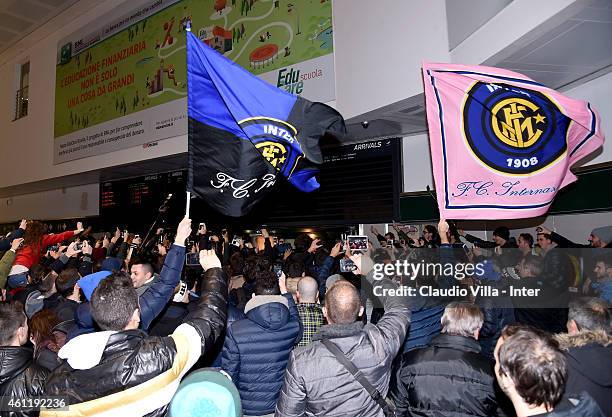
[556,331,612,414]
[541,248,574,298]
[0,346,48,417]
[391,333,498,417]
[539,392,606,417]
[43,267,228,417]
[549,231,591,249]
[52,298,79,322]
[513,275,568,334]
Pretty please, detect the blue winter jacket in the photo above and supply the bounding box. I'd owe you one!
[67,244,185,339]
[222,293,301,415]
[403,304,445,353]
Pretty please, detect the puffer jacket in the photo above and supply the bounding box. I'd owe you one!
[275,276,410,417]
[41,267,228,417]
[391,333,498,417]
[402,301,444,353]
[0,346,48,417]
[555,331,612,414]
[222,293,301,416]
[210,303,246,368]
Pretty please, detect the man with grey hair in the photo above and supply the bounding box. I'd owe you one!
[391,302,499,417]
[556,297,611,412]
[295,276,324,347]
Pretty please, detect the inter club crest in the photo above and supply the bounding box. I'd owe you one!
[462,82,569,175]
[239,116,301,176]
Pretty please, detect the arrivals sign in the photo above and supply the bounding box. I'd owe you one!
[54,0,335,164]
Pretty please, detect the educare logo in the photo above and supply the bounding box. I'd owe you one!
[276,66,324,95]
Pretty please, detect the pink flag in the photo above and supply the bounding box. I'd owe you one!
[423,62,604,220]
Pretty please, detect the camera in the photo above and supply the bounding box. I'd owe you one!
[185,253,200,266]
[340,258,358,273]
[347,235,368,254]
[75,242,83,251]
[361,120,369,129]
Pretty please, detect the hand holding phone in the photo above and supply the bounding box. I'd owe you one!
[339,258,358,273]
[185,252,200,266]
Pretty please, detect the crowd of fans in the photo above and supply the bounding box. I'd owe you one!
[0,217,610,417]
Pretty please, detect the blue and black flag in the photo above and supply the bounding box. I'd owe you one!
[186,31,345,217]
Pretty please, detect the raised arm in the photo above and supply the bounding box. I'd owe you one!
[351,252,411,357]
[138,219,189,329]
[181,249,228,354]
[0,238,21,288]
[0,220,26,251]
[169,248,228,381]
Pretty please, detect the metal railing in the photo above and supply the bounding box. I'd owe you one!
[14,86,28,120]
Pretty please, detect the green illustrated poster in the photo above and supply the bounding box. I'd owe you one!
[54,0,334,163]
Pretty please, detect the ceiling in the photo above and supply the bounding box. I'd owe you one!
[0,0,78,54]
[489,0,612,91]
[345,0,612,141]
[446,0,513,50]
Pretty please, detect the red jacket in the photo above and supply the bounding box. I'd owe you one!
[13,231,77,269]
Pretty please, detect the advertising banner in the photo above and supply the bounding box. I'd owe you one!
[54,0,335,163]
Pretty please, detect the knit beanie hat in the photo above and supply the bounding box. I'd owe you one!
[170,369,242,417]
[591,226,612,245]
[493,226,510,241]
[25,290,45,319]
[78,271,111,301]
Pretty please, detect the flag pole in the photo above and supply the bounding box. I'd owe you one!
[426,185,436,204]
[185,191,191,218]
[185,21,191,219]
